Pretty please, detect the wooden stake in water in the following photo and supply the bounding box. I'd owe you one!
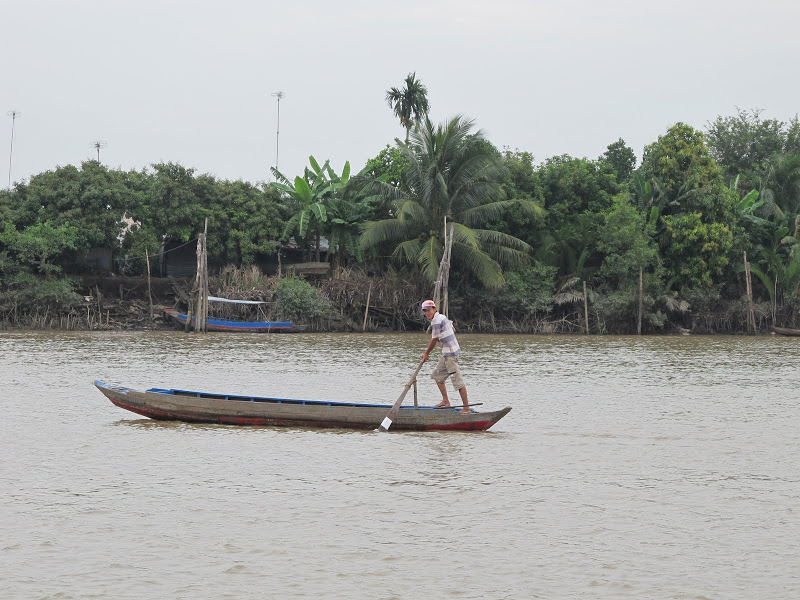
[145,247,153,318]
[362,280,373,332]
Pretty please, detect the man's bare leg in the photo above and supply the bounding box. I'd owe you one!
[435,381,450,407]
[458,387,470,413]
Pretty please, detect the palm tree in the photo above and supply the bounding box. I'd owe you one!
[385,72,430,143]
[361,115,543,288]
[760,152,800,221]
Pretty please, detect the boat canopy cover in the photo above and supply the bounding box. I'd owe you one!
[207,296,270,305]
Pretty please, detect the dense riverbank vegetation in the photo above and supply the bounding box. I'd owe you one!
[2,91,799,333]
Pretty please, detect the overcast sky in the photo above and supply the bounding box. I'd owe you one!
[2,0,798,188]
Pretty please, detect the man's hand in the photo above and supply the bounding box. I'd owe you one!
[421,352,429,363]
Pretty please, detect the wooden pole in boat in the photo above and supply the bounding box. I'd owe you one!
[362,280,373,332]
[145,247,153,318]
[379,356,427,432]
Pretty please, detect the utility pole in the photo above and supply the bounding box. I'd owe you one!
[7,110,21,190]
[90,140,108,163]
[271,91,285,171]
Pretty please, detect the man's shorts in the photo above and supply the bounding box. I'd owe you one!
[430,355,465,390]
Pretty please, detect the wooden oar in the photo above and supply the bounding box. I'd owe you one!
[378,357,427,432]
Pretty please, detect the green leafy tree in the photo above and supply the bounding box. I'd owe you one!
[706,108,800,187]
[145,162,207,242]
[205,180,282,264]
[640,123,738,287]
[533,155,619,235]
[385,72,431,143]
[600,138,637,184]
[364,144,412,190]
[362,115,542,288]
[662,212,734,287]
[0,221,82,311]
[123,164,283,273]
[12,161,135,254]
[486,150,546,246]
[596,194,666,328]
[0,221,79,278]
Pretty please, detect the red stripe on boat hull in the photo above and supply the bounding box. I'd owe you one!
[110,398,500,431]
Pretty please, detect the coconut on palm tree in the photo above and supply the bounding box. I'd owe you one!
[361,115,544,288]
[385,72,430,143]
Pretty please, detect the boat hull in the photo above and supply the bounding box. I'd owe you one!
[163,309,303,333]
[94,381,511,432]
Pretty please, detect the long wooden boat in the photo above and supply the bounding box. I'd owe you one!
[94,380,511,432]
[772,326,800,337]
[163,308,304,333]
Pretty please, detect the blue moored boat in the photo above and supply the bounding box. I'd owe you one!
[163,308,304,333]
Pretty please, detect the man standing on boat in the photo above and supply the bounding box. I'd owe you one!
[420,300,471,414]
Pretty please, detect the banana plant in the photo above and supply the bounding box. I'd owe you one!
[730,175,765,226]
[271,156,335,261]
[749,223,800,323]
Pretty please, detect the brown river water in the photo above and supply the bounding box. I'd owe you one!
[1,331,799,599]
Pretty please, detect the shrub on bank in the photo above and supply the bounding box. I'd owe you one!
[274,276,332,323]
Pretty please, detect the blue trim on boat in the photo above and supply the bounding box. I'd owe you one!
[94,380,451,410]
[164,387,394,408]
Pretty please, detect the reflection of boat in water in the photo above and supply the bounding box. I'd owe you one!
[94,381,512,432]
[772,326,800,337]
[163,308,303,333]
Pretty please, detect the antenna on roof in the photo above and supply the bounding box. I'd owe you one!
[7,109,21,190]
[271,91,285,172]
[90,140,108,163]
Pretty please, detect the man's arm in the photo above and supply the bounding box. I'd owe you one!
[422,337,437,362]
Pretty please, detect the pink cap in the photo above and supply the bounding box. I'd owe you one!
[421,300,436,310]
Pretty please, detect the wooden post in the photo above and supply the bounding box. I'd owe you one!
[637,267,643,335]
[744,251,756,334]
[433,218,447,310]
[433,220,455,316]
[96,285,104,315]
[194,233,203,333]
[362,280,373,332]
[442,224,454,318]
[413,379,418,408]
[185,292,194,333]
[773,273,777,325]
[202,218,209,333]
[145,247,153,318]
[583,280,590,334]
